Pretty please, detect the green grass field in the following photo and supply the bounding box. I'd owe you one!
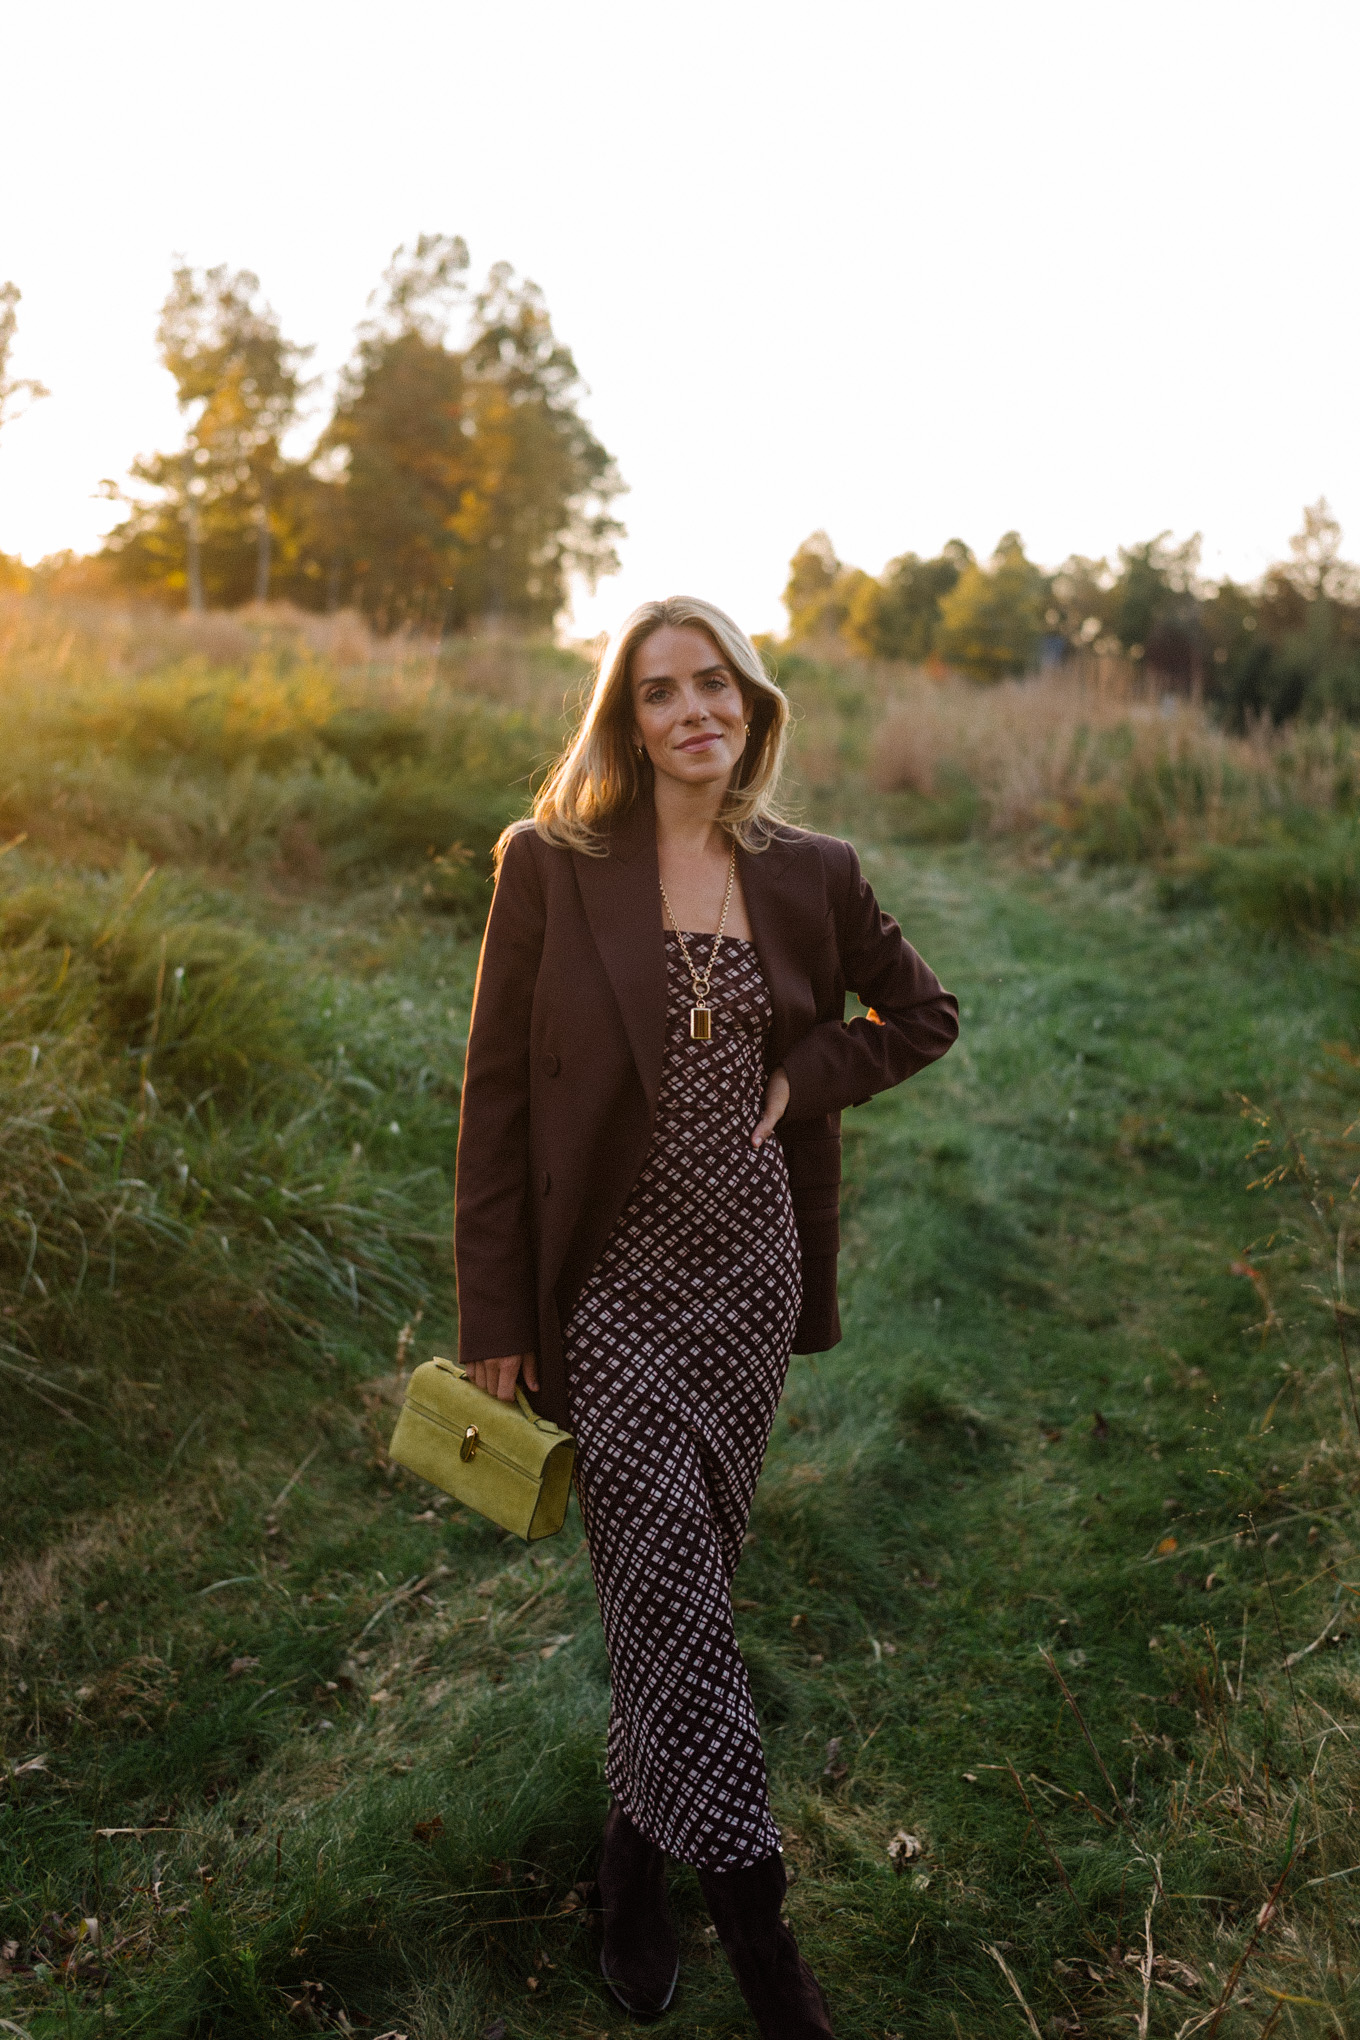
[3,609,1360,2037]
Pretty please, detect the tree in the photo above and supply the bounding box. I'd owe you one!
[1107,533,1205,687]
[1279,497,1360,606]
[781,533,874,646]
[320,239,624,631]
[845,541,972,660]
[1048,555,1116,653]
[103,265,309,608]
[0,283,49,589]
[935,532,1049,681]
[0,281,48,444]
[1208,504,1360,727]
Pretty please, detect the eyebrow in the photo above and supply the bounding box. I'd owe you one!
[638,662,733,684]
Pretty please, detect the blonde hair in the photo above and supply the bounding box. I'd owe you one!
[517,596,791,860]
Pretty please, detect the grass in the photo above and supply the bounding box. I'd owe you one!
[3,597,1360,2037]
[782,647,1360,937]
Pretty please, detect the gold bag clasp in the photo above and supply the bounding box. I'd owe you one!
[460,1424,479,1462]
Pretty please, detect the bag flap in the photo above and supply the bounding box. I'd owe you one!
[407,1358,571,1471]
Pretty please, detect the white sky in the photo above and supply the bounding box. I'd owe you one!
[1,0,1356,637]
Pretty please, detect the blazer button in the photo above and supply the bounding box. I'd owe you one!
[540,1170,551,1195]
[542,1052,560,1076]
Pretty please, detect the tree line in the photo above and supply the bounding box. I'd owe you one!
[4,264,1359,715]
[1,241,626,632]
[783,506,1360,726]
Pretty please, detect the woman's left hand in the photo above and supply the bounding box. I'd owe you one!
[752,1066,790,1149]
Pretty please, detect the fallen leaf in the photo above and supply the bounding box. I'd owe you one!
[1155,1536,1178,1556]
[412,1816,445,1844]
[790,1613,805,1629]
[13,1756,48,1776]
[887,1829,923,1871]
[1153,1956,1203,1993]
[481,2022,507,2040]
[962,1771,978,1782]
[475,1579,498,1597]
[284,1979,330,2025]
[227,1657,261,1679]
[539,1633,574,1661]
[734,1597,760,1611]
[525,1974,539,1990]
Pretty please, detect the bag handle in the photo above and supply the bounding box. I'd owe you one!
[433,1356,551,1430]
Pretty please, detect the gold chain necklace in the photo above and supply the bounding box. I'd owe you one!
[659,846,737,1041]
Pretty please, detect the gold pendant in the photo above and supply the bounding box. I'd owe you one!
[690,1005,712,1041]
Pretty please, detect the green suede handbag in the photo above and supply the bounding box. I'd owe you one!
[388,1356,576,1541]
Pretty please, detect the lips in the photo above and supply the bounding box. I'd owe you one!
[678,733,722,752]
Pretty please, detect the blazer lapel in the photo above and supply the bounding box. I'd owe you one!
[739,832,828,1072]
[573,800,668,1108]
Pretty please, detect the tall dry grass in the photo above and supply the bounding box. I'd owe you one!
[773,650,1360,934]
[862,661,1347,841]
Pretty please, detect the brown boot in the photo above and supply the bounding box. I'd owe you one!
[597,1803,680,2017]
[697,1851,833,2038]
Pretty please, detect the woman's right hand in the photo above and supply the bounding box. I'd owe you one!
[467,1352,540,1402]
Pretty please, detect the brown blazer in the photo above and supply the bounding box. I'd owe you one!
[453,798,959,1426]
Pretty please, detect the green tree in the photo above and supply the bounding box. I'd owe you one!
[845,540,972,660]
[1107,532,1204,686]
[935,532,1049,681]
[321,238,624,632]
[782,533,874,646]
[1208,503,1360,727]
[103,265,309,608]
[1048,555,1115,653]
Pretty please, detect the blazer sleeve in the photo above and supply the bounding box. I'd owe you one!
[454,828,545,1362]
[780,840,959,1121]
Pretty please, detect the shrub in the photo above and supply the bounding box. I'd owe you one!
[1205,827,1360,938]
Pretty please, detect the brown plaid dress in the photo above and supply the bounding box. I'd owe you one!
[565,933,802,1871]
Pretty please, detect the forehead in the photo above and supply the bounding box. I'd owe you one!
[631,624,729,682]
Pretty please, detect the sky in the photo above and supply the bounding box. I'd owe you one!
[1,0,1357,638]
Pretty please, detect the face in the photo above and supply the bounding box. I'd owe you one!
[629,625,749,791]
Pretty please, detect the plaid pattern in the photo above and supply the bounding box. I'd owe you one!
[566,935,801,1870]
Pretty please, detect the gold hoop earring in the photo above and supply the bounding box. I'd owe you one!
[744,723,751,736]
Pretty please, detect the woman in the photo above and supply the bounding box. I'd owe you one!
[454,596,958,2035]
